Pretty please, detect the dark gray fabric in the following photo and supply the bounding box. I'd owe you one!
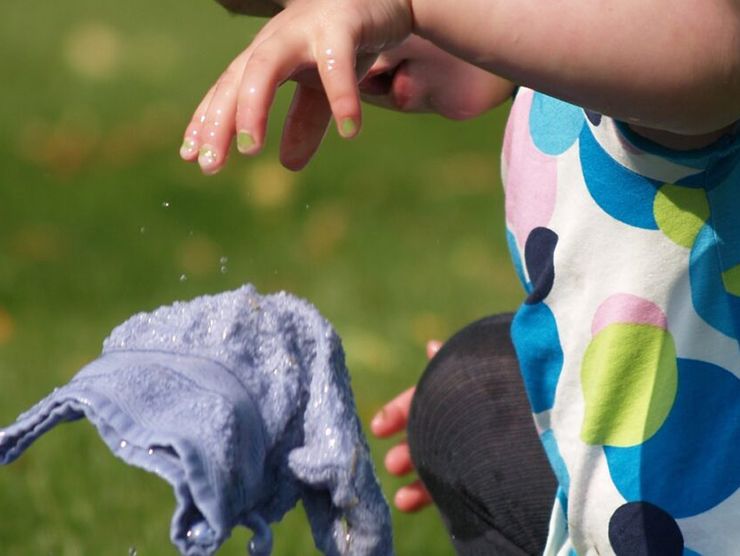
[408,314,556,556]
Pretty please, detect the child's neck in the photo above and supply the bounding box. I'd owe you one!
[629,123,736,151]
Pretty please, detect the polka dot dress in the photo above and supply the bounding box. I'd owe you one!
[502,87,740,555]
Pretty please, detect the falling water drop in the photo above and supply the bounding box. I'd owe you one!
[139,226,146,235]
[128,546,138,556]
[162,201,170,208]
[179,274,188,282]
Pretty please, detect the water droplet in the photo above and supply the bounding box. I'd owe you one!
[220,266,228,274]
[305,203,311,209]
[128,547,137,556]
[179,274,188,282]
[219,256,229,264]
[120,440,128,449]
[162,201,170,208]
[139,226,146,234]
[148,448,154,455]
[186,521,215,546]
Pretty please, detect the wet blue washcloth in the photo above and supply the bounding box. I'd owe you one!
[0,285,393,556]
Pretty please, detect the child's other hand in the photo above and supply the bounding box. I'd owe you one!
[369,340,442,513]
[360,36,514,121]
[180,0,412,174]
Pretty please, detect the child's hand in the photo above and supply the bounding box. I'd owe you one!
[180,0,413,174]
[360,36,514,121]
[369,340,442,512]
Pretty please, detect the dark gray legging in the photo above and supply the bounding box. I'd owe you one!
[407,314,556,555]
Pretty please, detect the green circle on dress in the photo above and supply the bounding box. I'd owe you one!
[581,323,678,447]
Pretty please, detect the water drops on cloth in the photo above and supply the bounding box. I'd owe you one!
[0,285,393,556]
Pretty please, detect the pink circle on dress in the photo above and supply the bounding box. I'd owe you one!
[591,293,668,336]
[503,88,558,248]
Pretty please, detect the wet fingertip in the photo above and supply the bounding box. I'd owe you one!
[394,488,416,510]
[198,145,221,175]
[180,137,199,160]
[237,130,258,155]
[370,409,385,432]
[384,451,398,474]
[338,117,359,139]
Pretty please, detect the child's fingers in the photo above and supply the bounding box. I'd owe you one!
[181,84,218,162]
[195,63,247,174]
[279,83,332,171]
[426,340,442,360]
[234,33,309,157]
[384,441,414,476]
[314,34,362,139]
[370,386,416,437]
[394,480,433,513]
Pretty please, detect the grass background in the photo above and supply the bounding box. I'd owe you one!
[0,0,523,554]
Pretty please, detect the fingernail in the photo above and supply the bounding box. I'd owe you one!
[198,145,219,174]
[237,131,255,154]
[339,118,357,138]
[371,407,388,430]
[371,413,383,430]
[180,138,198,158]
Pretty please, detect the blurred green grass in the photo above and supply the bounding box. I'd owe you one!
[0,0,523,554]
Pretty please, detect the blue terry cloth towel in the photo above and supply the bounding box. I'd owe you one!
[0,285,393,556]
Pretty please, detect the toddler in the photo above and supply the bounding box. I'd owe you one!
[180,0,740,554]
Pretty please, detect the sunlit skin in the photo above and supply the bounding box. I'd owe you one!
[182,0,739,174]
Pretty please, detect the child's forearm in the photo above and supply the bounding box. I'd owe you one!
[411,0,740,134]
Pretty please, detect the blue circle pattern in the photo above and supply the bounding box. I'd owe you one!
[529,93,584,155]
[604,358,740,518]
[511,302,563,413]
[579,125,661,229]
[541,429,570,517]
[705,166,740,272]
[506,228,530,294]
[689,224,740,339]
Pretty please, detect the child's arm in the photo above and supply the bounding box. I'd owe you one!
[360,36,514,121]
[181,29,513,173]
[184,0,738,173]
[412,0,740,135]
[276,37,514,170]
